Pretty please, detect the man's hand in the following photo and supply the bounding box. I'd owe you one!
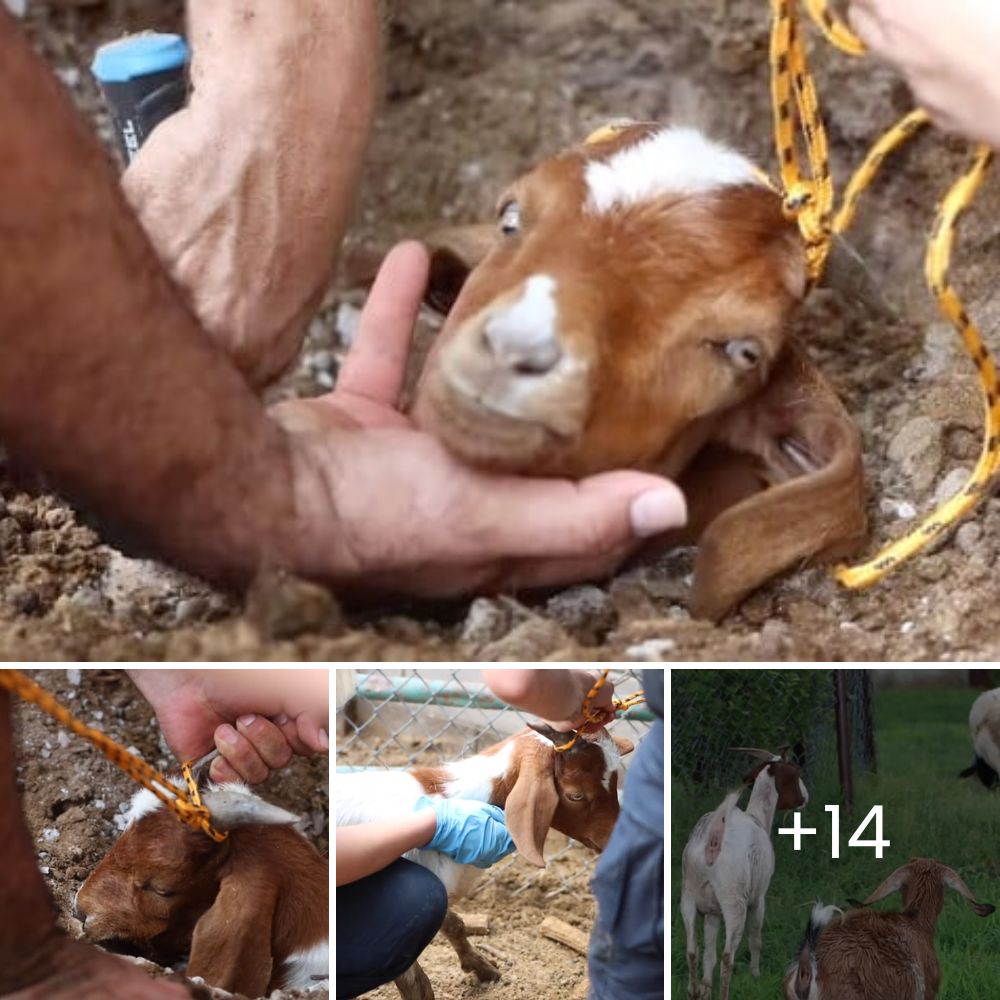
[124,1,379,387]
[849,0,1000,147]
[127,669,327,784]
[272,243,688,596]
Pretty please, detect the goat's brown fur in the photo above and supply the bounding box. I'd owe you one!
[76,808,327,997]
[412,122,866,620]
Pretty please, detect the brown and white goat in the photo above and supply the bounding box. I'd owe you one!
[411,123,866,619]
[783,857,994,1000]
[76,782,328,998]
[682,747,808,1000]
[335,723,634,999]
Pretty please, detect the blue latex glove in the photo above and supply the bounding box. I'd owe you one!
[414,795,516,868]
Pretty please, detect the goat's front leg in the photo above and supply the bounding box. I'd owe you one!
[393,961,434,1000]
[718,903,748,1000]
[681,894,700,999]
[701,913,720,999]
[747,897,765,978]
[440,909,501,982]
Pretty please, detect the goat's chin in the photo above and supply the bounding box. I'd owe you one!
[414,378,580,474]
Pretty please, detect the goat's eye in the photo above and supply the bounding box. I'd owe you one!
[145,885,175,898]
[565,792,587,802]
[720,337,764,372]
[499,200,521,236]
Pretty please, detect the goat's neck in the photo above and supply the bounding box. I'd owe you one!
[745,769,780,833]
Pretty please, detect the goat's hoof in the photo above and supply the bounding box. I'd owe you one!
[461,951,501,983]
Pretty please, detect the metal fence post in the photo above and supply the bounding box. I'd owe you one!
[834,669,854,813]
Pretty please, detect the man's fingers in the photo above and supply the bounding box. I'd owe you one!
[235,715,294,770]
[467,470,687,562]
[213,723,270,784]
[336,240,429,407]
[293,714,330,755]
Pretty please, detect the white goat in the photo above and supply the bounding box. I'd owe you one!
[782,857,994,1000]
[681,747,808,1000]
[959,687,1000,788]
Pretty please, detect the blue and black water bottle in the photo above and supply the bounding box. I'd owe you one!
[91,33,189,165]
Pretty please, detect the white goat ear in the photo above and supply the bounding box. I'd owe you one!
[201,785,299,830]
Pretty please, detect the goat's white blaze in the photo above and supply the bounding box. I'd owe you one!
[594,731,626,791]
[282,939,329,990]
[484,274,560,368]
[585,126,763,214]
[123,782,181,827]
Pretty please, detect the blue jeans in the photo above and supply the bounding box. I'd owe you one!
[588,808,665,999]
[336,857,448,999]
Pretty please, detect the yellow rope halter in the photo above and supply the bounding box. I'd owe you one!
[769,0,999,589]
[0,669,228,842]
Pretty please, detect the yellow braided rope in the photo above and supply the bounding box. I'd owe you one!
[769,0,1000,589]
[553,670,646,753]
[0,669,227,842]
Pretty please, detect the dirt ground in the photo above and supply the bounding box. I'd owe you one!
[10,667,328,999]
[337,730,606,1000]
[4,0,1000,659]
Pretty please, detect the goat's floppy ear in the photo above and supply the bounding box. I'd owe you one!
[684,342,866,620]
[505,733,560,868]
[941,866,996,917]
[188,871,277,996]
[862,862,912,905]
[425,224,497,314]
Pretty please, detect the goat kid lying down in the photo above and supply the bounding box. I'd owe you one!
[75,781,328,998]
[784,857,994,1000]
[407,122,867,620]
[335,724,633,998]
[959,687,1000,788]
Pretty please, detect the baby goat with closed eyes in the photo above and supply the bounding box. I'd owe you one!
[75,781,328,998]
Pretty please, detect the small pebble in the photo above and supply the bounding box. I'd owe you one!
[40,828,60,843]
[900,620,915,635]
[625,638,676,661]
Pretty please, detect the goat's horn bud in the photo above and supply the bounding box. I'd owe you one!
[820,234,898,322]
[527,722,578,748]
[201,786,300,830]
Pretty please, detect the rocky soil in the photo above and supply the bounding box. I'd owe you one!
[3,0,1000,659]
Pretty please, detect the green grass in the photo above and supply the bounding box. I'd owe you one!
[671,687,1000,998]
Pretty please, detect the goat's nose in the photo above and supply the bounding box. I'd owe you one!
[483,275,563,376]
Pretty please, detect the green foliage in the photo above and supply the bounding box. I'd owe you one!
[672,669,835,788]
[671,686,1000,998]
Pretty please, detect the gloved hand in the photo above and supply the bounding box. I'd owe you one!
[414,796,516,868]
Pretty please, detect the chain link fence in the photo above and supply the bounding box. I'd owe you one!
[671,669,876,802]
[335,668,651,899]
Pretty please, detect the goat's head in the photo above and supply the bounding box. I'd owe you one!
[414,123,805,478]
[410,122,866,620]
[496,724,634,867]
[862,857,995,923]
[75,783,300,982]
[737,746,808,810]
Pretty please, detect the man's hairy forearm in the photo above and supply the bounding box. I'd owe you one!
[482,670,596,722]
[0,12,296,586]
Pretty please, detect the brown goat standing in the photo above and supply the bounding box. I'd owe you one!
[411,122,867,619]
[783,857,994,1000]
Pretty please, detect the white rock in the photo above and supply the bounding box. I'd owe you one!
[625,638,676,661]
[335,303,362,345]
[93,799,105,810]
[66,668,81,686]
[933,467,972,507]
[900,620,915,635]
[40,828,60,842]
